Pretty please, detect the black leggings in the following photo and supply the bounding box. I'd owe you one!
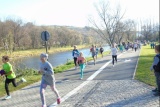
[74,57,77,66]
[135,48,137,52]
[112,55,117,65]
[5,78,21,96]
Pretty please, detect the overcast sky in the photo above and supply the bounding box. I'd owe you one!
[0,0,159,27]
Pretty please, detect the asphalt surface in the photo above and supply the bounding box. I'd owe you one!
[0,49,159,107]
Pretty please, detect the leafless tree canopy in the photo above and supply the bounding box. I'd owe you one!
[89,0,138,46]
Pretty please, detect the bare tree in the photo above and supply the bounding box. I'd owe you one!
[89,0,125,46]
[124,19,136,41]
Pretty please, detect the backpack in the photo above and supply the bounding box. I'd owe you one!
[153,55,160,72]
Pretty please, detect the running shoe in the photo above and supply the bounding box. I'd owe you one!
[152,88,158,92]
[57,98,61,104]
[4,95,11,100]
[75,66,77,70]
[153,91,160,96]
[21,78,27,82]
[41,105,47,107]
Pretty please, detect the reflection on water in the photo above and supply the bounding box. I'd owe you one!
[17,45,110,70]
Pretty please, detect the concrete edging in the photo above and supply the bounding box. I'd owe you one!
[132,48,142,79]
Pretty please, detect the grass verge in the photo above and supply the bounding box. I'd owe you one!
[135,45,156,86]
[0,51,110,97]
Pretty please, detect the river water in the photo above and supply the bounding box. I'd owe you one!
[17,45,110,70]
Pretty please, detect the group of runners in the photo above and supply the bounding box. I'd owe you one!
[72,45,104,79]
[118,41,141,52]
[0,54,61,107]
[1,42,160,107]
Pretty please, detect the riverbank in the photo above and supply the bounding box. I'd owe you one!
[0,45,91,58]
[0,45,91,64]
[135,45,156,86]
[0,50,110,97]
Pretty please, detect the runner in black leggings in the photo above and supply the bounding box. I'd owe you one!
[72,45,80,69]
[111,44,118,67]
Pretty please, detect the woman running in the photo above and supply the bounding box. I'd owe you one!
[77,52,87,79]
[111,45,118,67]
[2,56,26,100]
[39,53,61,107]
[72,45,80,69]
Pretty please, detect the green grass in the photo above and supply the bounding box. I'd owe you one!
[0,50,110,97]
[0,69,41,97]
[135,45,157,86]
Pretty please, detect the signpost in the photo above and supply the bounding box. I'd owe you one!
[41,31,50,53]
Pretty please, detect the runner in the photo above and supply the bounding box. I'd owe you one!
[119,43,123,53]
[72,45,80,69]
[134,42,138,52]
[39,53,61,107]
[111,44,118,67]
[90,45,96,65]
[2,56,26,100]
[100,46,104,58]
[95,45,99,59]
[76,52,87,80]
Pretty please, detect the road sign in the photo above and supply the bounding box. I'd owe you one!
[41,31,50,54]
[41,31,50,41]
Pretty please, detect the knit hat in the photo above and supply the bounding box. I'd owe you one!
[40,53,48,59]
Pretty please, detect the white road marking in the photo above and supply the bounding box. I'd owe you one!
[50,54,123,107]
[124,59,131,62]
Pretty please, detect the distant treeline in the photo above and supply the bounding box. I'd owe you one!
[0,18,105,52]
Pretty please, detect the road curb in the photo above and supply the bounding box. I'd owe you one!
[132,48,141,79]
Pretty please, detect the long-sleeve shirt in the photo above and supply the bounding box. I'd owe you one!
[40,61,55,85]
[111,47,118,55]
[150,54,160,71]
[72,49,79,58]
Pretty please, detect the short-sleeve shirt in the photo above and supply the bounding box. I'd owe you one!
[90,48,96,55]
[3,62,16,79]
[77,57,85,64]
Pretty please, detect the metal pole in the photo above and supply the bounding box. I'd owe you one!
[45,41,48,53]
[44,31,48,54]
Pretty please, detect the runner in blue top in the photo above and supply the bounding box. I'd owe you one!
[95,45,99,59]
[72,45,80,69]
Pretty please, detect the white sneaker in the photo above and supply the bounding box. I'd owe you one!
[75,66,77,70]
[4,95,11,100]
[113,65,114,67]
[21,78,27,82]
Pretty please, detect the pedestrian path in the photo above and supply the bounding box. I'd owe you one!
[58,80,159,107]
[0,49,159,107]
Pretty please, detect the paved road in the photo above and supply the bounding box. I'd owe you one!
[0,49,159,107]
